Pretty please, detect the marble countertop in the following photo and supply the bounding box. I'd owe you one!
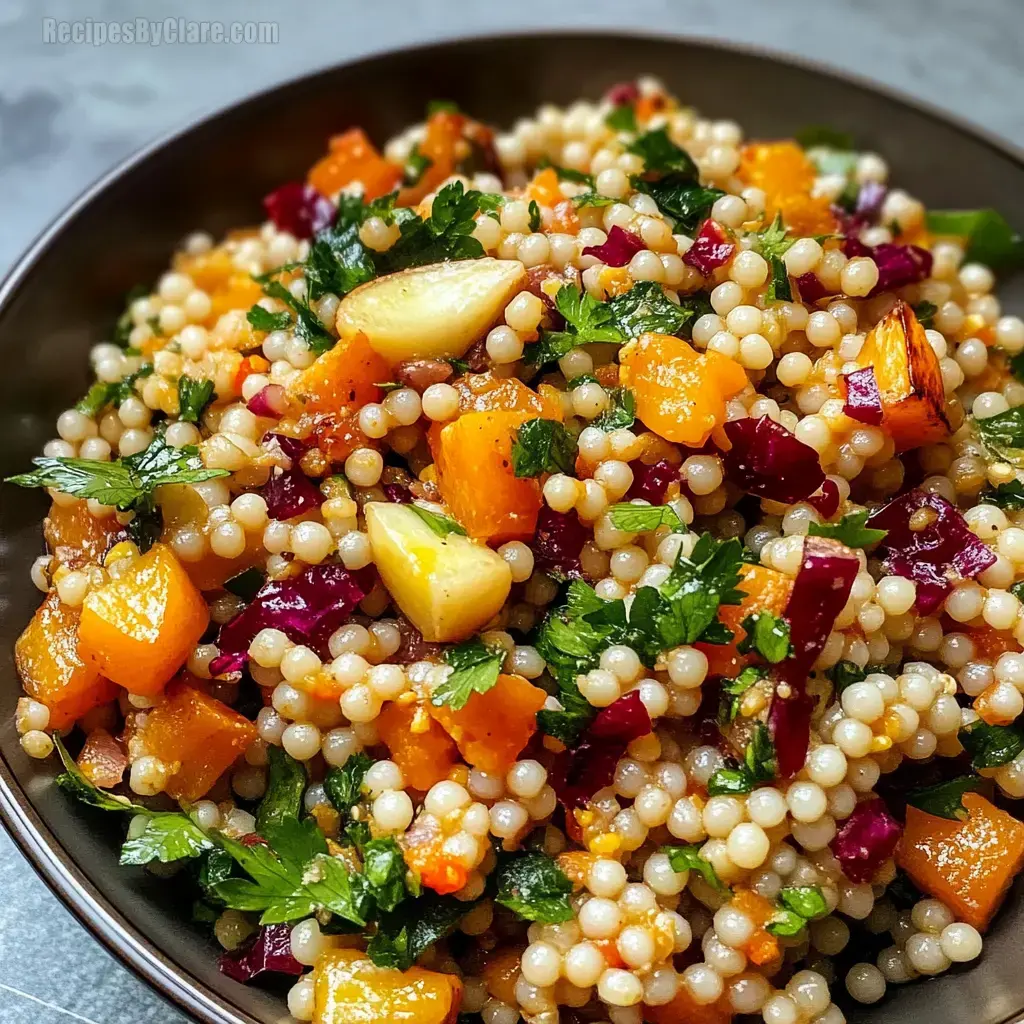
[0,0,1020,1020]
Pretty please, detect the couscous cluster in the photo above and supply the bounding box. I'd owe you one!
[9,77,1024,1024]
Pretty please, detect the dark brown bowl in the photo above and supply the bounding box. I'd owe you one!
[2,30,1023,1024]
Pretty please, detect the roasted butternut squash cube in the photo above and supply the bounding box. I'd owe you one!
[433,410,542,544]
[78,543,209,695]
[620,333,747,446]
[313,948,461,1024]
[897,792,1024,931]
[376,700,458,791]
[738,141,838,236]
[15,592,118,730]
[44,500,122,570]
[139,681,257,800]
[429,674,547,774]
[855,299,950,452]
[287,331,390,414]
[307,128,401,201]
[645,986,734,1024]
[336,259,527,364]
[365,502,512,642]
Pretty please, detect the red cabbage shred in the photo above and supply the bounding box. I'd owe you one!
[581,225,646,268]
[867,489,997,614]
[843,238,933,296]
[262,182,335,240]
[551,691,652,808]
[842,367,884,425]
[682,220,735,276]
[218,923,304,983]
[216,563,369,663]
[830,797,903,883]
[721,416,826,505]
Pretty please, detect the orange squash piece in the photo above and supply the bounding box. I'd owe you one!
[377,700,458,791]
[897,792,1024,931]
[429,674,546,775]
[556,850,597,888]
[313,948,462,1024]
[620,333,747,446]
[78,543,209,696]
[139,681,257,800]
[77,727,128,788]
[288,332,390,413]
[528,167,563,209]
[481,946,526,1006]
[307,128,401,201]
[400,810,470,895]
[968,624,1021,663]
[646,986,733,1024]
[15,592,118,730]
[311,409,379,464]
[399,111,465,205]
[737,141,837,236]
[44,500,122,570]
[697,564,792,679]
[448,372,564,419]
[854,300,950,452]
[432,410,542,544]
[208,275,264,326]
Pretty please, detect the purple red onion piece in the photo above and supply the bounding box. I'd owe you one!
[682,220,735,277]
[531,506,590,580]
[867,489,997,614]
[218,923,304,983]
[247,385,286,419]
[770,536,859,776]
[842,367,884,426]
[217,564,369,661]
[581,225,646,268]
[262,182,335,240]
[721,416,826,505]
[626,459,679,505]
[550,691,652,808]
[806,479,841,520]
[830,797,903,883]
[260,468,324,522]
[794,273,836,304]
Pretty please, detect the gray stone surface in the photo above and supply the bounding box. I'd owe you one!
[0,0,1020,1020]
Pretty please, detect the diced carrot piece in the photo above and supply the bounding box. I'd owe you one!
[593,938,626,969]
[15,592,118,730]
[698,565,792,679]
[975,682,1020,725]
[288,332,390,413]
[897,792,1024,931]
[646,986,733,1024]
[208,275,264,326]
[139,681,257,800]
[556,850,597,888]
[720,564,794,642]
[968,624,1021,662]
[528,167,563,209]
[429,674,546,774]
[399,112,465,204]
[78,543,209,696]
[854,300,950,452]
[481,946,526,1006]
[313,948,462,1024]
[433,410,542,544]
[77,728,128,788]
[377,701,458,791]
[738,141,838,236]
[173,248,235,292]
[44,500,122,570]
[620,333,747,446]
[400,811,470,895]
[307,128,401,201]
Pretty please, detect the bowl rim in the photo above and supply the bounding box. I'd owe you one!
[2,27,1024,1024]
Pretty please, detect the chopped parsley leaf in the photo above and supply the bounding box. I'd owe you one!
[511,418,577,478]
[431,637,505,710]
[807,509,887,548]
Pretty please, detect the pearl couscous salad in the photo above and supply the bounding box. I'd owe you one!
[8,78,1024,1024]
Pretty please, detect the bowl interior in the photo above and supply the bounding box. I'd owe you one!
[1,31,1023,1024]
